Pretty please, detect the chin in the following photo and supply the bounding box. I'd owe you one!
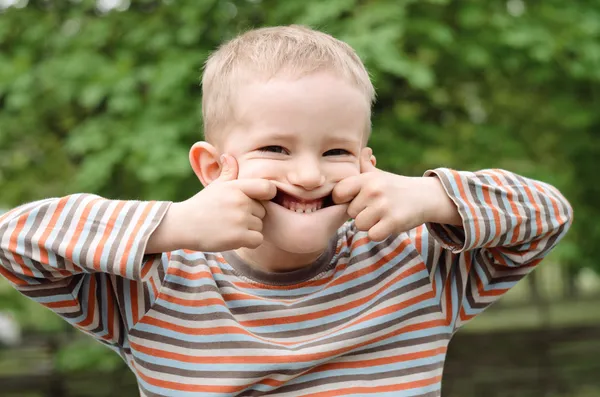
[262,201,348,254]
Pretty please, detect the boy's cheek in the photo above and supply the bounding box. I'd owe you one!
[327,163,361,183]
[235,160,285,180]
[236,159,360,182]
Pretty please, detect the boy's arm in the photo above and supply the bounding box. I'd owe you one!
[0,194,171,346]
[413,168,573,331]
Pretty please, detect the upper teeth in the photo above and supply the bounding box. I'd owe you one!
[283,198,323,213]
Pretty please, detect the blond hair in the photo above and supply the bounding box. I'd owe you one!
[201,25,375,142]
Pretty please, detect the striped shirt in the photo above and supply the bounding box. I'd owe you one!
[0,168,572,397]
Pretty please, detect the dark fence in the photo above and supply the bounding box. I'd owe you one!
[0,325,599,397]
[444,325,600,397]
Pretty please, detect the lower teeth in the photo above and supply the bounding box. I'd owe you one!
[292,208,317,213]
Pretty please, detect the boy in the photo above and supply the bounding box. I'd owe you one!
[0,25,572,397]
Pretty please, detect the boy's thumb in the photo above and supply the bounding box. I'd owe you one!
[360,148,377,173]
[216,154,239,182]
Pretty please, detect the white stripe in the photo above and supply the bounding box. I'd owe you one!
[85,200,120,272]
[271,368,444,397]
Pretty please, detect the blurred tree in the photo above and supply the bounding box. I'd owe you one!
[0,0,597,274]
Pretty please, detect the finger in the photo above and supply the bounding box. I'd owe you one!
[241,230,264,249]
[360,147,378,174]
[346,191,369,219]
[236,179,277,201]
[250,200,266,219]
[214,154,239,182]
[332,176,363,205]
[247,216,263,232]
[354,206,382,232]
[368,220,394,242]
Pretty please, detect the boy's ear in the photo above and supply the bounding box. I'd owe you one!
[189,142,221,187]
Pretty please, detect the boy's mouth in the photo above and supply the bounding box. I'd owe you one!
[271,189,334,214]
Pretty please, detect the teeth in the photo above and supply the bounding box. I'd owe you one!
[279,194,325,213]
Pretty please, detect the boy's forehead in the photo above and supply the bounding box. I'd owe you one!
[235,74,369,117]
[213,72,371,148]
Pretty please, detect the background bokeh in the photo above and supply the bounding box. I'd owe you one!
[0,0,599,396]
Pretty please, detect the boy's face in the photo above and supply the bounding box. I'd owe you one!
[220,72,372,255]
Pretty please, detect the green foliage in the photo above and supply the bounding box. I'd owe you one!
[0,0,597,272]
[0,279,68,332]
[55,336,124,373]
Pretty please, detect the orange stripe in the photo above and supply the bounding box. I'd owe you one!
[474,259,509,298]
[44,299,79,309]
[0,208,13,223]
[459,307,474,322]
[120,202,155,277]
[218,237,397,304]
[325,238,411,291]
[129,317,446,364]
[452,170,480,247]
[140,257,155,280]
[149,277,158,297]
[489,174,522,245]
[539,184,563,225]
[309,347,446,372]
[521,184,542,237]
[37,197,68,267]
[105,284,116,342]
[7,215,34,278]
[536,183,563,228]
[259,378,287,387]
[482,185,502,241]
[63,197,102,263]
[143,289,439,349]
[130,279,139,324]
[490,249,510,267]
[0,265,28,286]
[138,318,247,337]
[136,371,442,396]
[443,272,453,326]
[158,293,226,308]
[77,276,97,328]
[167,267,214,281]
[414,225,423,253]
[214,236,370,291]
[301,375,443,397]
[135,368,249,393]
[92,201,126,271]
[240,261,426,327]
[350,235,370,250]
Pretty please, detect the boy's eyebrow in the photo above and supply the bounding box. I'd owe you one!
[324,135,361,147]
[269,131,298,140]
[257,131,360,147]
[257,131,298,142]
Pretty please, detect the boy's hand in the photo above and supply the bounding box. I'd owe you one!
[332,149,461,242]
[147,154,276,253]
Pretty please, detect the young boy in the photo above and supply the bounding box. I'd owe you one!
[0,25,572,397]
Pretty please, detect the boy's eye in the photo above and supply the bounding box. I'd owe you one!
[324,149,351,156]
[259,145,289,154]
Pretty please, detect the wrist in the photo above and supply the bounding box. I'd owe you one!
[422,177,462,226]
[146,201,188,253]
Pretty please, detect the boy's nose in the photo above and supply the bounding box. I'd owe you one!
[288,161,325,190]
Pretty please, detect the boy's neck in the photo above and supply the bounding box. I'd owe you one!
[235,241,328,273]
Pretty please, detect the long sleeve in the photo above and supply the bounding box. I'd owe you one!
[0,194,171,347]
[411,168,573,331]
